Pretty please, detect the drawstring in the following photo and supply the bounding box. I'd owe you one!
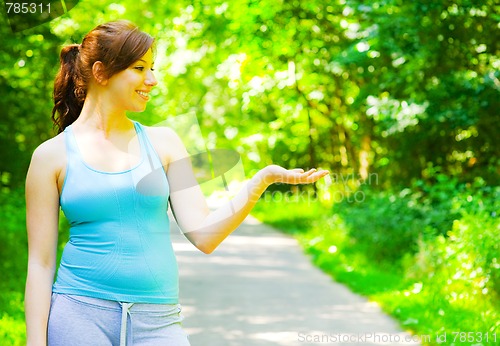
[120,302,135,346]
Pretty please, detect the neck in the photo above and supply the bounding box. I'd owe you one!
[76,95,133,136]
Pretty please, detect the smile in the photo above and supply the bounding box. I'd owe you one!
[136,90,150,100]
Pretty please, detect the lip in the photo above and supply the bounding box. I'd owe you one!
[136,90,150,101]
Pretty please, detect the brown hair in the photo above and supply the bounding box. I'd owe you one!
[51,20,154,133]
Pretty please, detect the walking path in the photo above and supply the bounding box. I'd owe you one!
[171,216,421,346]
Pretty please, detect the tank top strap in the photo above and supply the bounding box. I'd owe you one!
[63,125,76,153]
[60,125,83,204]
[133,121,164,171]
[63,125,83,168]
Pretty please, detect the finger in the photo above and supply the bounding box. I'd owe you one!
[312,171,330,181]
[291,168,305,173]
[304,168,317,175]
[309,169,328,175]
[303,170,329,183]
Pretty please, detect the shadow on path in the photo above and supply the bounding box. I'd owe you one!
[171,216,420,346]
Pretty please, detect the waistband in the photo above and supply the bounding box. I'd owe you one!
[54,293,182,346]
[61,293,181,312]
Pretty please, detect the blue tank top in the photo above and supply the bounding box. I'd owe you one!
[53,121,178,304]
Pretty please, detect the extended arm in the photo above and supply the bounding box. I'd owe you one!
[25,143,61,346]
[166,133,328,254]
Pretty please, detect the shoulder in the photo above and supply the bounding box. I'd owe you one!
[26,133,66,211]
[31,132,65,160]
[29,132,66,174]
[140,124,189,163]
[141,124,181,142]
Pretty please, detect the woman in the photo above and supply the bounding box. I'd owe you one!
[24,20,328,346]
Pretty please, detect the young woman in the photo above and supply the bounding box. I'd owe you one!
[24,20,328,346]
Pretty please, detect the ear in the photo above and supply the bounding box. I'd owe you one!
[92,61,108,86]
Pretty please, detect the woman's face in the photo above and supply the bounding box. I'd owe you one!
[105,48,157,113]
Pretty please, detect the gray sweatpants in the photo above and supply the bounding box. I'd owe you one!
[48,293,190,346]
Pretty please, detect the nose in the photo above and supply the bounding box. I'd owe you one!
[145,69,158,87]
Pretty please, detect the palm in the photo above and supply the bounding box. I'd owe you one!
[265,165,329,185]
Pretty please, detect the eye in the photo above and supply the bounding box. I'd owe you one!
[134,66,145,71]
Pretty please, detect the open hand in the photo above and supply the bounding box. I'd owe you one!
[263,165,329,185]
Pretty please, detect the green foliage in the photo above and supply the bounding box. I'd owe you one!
[0,189,28,345]
[0,189,28,290]
[408,202,500,300]
[251,195,326,235]
[335,173,499,264]
[385,204,500,339]
[340,189,428,262]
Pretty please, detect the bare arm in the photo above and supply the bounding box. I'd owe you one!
[25,142,61,346]
[165,131,328,254]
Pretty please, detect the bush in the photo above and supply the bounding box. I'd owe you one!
[0,188,28,290]
[0,188,28,345]
[338,188,427,262]
[410,203,500,301]
[335,176,498,265]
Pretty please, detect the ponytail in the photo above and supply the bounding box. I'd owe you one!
[51,44,84,134]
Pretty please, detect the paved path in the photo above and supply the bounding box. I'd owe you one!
[171,216,420,346]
